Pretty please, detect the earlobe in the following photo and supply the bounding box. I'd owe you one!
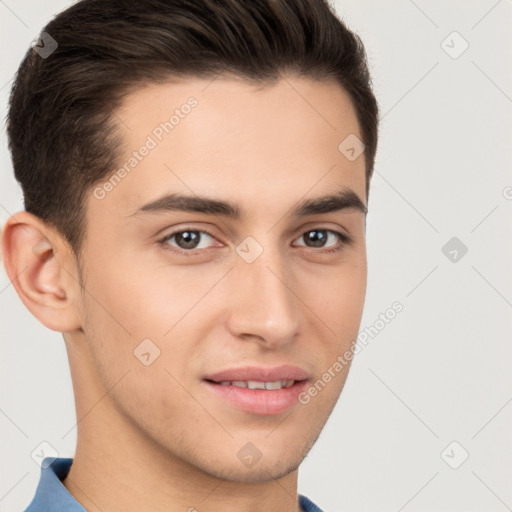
[1,211,82,332]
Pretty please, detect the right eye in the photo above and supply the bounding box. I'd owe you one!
[158,228,220,254]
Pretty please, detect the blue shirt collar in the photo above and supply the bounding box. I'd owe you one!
[25,458,86,511]
[25,457,324,512]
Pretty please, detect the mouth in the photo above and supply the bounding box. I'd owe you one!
[208,379,296,390]
[202,377,309,415]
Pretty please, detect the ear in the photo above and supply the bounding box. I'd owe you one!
[1,211,83,332]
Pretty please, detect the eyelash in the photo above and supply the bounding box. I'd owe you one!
[157,227,353,257]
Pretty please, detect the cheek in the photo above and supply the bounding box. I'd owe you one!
[301,260,367,341]
[80,277,200,434]
[79,253,222,393]
[83,251,206,338]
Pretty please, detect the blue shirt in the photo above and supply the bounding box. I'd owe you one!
[25,457,324,512]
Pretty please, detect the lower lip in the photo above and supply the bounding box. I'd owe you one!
[203,380,309,415]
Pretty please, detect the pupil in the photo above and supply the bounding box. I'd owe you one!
[176,231,200,249]
[306,230,326,247]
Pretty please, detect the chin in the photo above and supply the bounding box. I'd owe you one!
[190,435,318,484]
[202,457,303,483]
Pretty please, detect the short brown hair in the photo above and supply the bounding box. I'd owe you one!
[7,0,379,258]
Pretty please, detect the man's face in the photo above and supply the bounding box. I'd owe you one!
[75,75,367,481]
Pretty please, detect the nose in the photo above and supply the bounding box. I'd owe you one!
[225,243,300,348]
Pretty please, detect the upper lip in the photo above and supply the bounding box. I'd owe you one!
[204,365,310,383]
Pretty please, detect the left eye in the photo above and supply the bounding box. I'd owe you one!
[293,229,344,249]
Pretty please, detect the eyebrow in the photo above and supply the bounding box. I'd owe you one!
[129,187,367,219]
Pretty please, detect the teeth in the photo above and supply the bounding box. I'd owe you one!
[216,380,295,390]
[247,381,266,390]
[264,380,283,390]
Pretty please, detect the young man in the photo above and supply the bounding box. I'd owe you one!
[2,0,378,510]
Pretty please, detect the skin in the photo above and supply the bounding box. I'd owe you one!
[2,74,368,512]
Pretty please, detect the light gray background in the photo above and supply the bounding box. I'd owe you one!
[1,1,511,511]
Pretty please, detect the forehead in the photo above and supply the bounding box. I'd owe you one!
[90,75,366,220]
